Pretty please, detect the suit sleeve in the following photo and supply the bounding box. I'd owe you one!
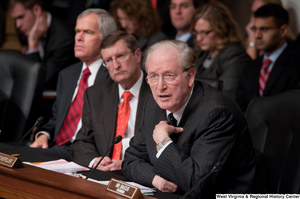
[153,107,247,193]
[122,107,157,187]
[72,88,99,167]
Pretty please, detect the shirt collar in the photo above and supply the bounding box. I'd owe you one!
[118,72,144,100]
[82,58,103,74]
[175,32,192,43]
[166,84,194,125]
[263,42,287,63]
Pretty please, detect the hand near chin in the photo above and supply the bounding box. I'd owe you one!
[28,12,50,51]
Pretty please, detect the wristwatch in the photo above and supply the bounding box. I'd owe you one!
[156,136,171,152]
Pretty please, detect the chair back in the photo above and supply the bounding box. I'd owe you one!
[195,77,223,91]
[0,50,46,143]
[245,90,300,193]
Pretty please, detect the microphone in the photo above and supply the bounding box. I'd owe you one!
[180,161,223,199]
[10,116,44,155]
[85,135,122,180]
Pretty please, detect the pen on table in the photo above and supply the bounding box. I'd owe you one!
[11,154,20,157]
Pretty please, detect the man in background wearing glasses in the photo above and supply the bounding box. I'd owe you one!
[73,31,151,171]
[122,40,256,198]
[236,4,300,112]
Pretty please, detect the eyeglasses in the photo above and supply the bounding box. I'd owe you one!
[250,26,278,33]
[146,70,188,85]
[192,30,213,38]
[103,51,133,67]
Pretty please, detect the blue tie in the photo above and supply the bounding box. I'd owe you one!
[169,113,177,127]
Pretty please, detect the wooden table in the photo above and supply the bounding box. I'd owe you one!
[0,164,155,199]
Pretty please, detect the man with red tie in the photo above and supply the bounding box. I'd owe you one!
[72,31,151,171]
[236,4,300,112]
[29,9,116,161]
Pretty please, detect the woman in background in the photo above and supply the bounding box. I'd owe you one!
[110,0,167,55]
[192,2,251,100]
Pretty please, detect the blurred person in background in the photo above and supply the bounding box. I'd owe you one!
[9,0,77,90]
[110,0,167,55]
[245,0,295,60]
[192,2,251,100]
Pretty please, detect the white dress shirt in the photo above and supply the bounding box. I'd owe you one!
[88,72,143,167]
[156,84,194,158]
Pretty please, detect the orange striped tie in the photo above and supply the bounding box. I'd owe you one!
[112,91,133,159]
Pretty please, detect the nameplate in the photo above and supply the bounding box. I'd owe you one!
[0,152,23,168]
[107,178,144,199]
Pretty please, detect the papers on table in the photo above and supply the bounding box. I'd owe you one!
[25,159,155,195]
[24,159,89,173]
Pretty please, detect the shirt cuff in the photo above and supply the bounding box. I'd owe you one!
[35,131,50,140]
[89,158,97,168]
[156,141,173,158]
[26,49,39,54]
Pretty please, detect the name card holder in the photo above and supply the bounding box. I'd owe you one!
[0,152,23,168]
[107,178,144,199]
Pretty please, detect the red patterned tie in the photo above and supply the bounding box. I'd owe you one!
[259,59,272,96]
[55,68,91,146]
[112,91,133,160]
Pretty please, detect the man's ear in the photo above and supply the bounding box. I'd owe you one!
[279,24,289,38]
[135,48,142,64]
[187,68,196,87]
[32,5,42,17]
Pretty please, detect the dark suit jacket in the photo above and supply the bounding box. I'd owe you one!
[35,62,109,142]
[139,31,168,54]
[236,45,300,112]
[123,81,256,198]
[195,43,251,100]
[169,32,194,48]
[26,16,77,90]
[72,76,151,167]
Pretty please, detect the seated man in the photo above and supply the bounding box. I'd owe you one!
[122,40,256,198]
[9,0,78,90]
[30,9,117,161]
[73,31,151,171]
[236,4,300,112]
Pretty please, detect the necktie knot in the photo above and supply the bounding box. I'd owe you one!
[169,113,177,127]
[122,91,133,102]
[82,68,91,79]
[262,59,272,69]
[259,58,272,96]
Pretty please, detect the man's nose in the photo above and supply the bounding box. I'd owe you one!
[157,76,167,90]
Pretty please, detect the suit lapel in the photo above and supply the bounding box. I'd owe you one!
[196,51,209,75]
[102,81,119,148]
[56,63,82,132]
[264,48,288,95]
[173,82,203,143]
[95,64,109,83]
